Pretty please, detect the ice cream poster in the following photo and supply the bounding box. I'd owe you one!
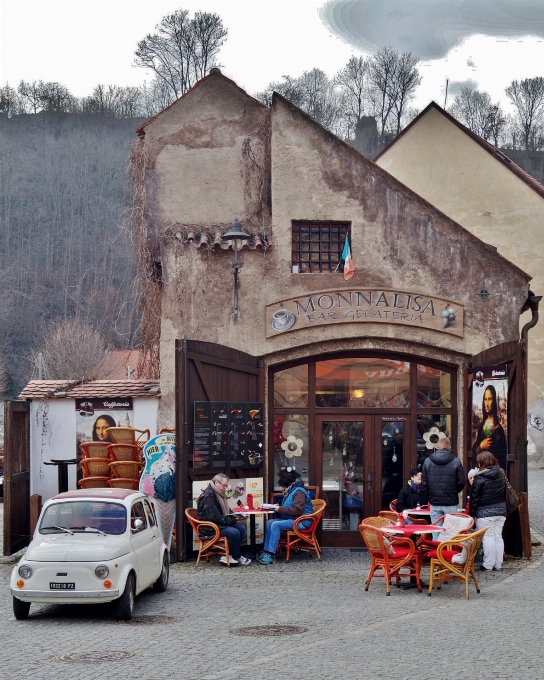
[141,433,176,548]
[191,477,264,551]
[471,365,508,470]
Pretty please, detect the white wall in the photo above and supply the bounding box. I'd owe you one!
[30,397,159,503]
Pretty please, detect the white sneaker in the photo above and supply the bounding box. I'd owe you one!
[219,555,238,565]
[238,556,252,566]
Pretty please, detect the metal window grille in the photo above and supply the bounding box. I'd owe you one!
[292,221,351,273]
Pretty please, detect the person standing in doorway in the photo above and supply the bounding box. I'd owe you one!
[421,437,466,539]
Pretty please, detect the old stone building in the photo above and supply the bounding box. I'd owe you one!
[134,70,534,555]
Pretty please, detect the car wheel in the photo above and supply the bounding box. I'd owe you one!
[13,597,30,620]
[153,552,169,593]
[117,572,135,621]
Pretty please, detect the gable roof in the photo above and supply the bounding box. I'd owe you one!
[18,379,160,400]
[374,101,544,202]
[136,68,266,136]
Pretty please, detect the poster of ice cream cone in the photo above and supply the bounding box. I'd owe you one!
[141,433,176,549]
[191,477,263,552]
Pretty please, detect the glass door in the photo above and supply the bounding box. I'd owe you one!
[380,418,406,510]
[317,417,372,547]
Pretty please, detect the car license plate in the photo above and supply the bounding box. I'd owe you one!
[49,582,75,590]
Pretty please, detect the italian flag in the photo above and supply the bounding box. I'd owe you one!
[341,234,355,280]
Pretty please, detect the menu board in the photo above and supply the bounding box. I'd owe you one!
[211,402,229,469]
[193,402,211,469]
[246,403,264,468]
[193,401,264,471]
[229,403,247,469]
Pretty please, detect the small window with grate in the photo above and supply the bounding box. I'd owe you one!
[292,221,351,273]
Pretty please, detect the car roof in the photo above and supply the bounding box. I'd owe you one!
[51,489,141,501]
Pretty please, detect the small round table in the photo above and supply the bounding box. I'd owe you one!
[44,459,78,494]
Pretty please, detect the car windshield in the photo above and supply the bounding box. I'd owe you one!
[40,501,127,535]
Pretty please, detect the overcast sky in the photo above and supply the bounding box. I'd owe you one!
[1,0,544,112]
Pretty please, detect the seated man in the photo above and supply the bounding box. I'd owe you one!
[257,467,313,565]
[197,473,251,566]
[396,468,428,516]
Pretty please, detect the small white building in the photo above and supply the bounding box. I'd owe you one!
[17,380,160,503]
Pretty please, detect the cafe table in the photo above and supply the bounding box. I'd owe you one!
[382,524,446,589]
[231,507,276,559]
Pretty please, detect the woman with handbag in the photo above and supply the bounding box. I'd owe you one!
[469,452,507,571]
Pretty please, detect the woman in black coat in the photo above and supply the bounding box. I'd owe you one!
[396,468,428,512]
[469,451,507,571]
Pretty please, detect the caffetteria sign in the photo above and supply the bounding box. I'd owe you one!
[266,289,464,338]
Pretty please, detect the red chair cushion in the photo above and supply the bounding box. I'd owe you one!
[426,549,462,562]
[389,547,412,558]
[422,539,440,548]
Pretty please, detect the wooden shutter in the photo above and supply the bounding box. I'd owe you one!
[3,400,31,555]
[175,340,264,560]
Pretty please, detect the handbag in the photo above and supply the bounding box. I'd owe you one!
[502,471,520,514]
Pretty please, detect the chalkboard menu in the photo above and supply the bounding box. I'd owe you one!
[211,402,229,469]
[193,402,211,469]
[246,403,264,469]
[193,401,264,471]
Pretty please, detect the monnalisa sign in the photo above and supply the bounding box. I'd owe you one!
[266,288,464,338]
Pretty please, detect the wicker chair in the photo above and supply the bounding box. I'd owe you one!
[185,507,230,567]
[80,442,110,458]
[280,499,326,561]
[158,428,176,434]
[79,457,111,478]
[106,427,150,450]
[109,460,144,480]
[107,443,141,463]
[361,516,392,529]
[78,477,110,489]
[389,499,398,512]
[420,513,475,558]
[359,522,422,594]
[427,526,489,599]
[107,478,140,490]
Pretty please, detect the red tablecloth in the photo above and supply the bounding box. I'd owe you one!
[382,524,446,536]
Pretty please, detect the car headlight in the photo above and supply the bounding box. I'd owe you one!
[18,564,32,579]
[95,565,109,579]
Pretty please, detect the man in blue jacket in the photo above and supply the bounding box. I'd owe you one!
[421,437,466,539]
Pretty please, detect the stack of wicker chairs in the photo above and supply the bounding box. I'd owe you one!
[78,442,111,489]
[105,427,149,490]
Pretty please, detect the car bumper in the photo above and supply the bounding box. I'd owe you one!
[11,588,120,600]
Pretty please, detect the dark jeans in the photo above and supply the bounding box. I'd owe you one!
[220,523,247,559]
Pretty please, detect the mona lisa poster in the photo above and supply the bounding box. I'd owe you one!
[471,366,508,470]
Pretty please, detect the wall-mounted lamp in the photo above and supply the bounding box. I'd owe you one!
[221,218,251,316]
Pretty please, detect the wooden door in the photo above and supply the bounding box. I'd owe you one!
[3,400,30,556]
[175,340,264,560]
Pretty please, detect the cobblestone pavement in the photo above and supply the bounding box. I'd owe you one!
[1,474,544,680]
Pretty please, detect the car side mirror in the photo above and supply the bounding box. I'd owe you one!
[132,518,144,531]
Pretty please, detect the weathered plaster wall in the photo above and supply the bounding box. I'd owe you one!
[376,106,544,463]
[140,76,530,435]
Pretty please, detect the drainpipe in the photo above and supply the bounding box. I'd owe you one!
[521,292,542,493]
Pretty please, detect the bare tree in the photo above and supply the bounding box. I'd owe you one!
[0,84,22,117]
[505,77,544,151]
[368,47,420,137]
[18,80,76,114]
[257,68,342,133]
[335,56,372,139]
[82,85,144,118]
[34,319,107,380]
[450,87,507,145]
[134,8,227,100]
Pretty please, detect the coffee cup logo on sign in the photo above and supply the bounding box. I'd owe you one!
[272,309,296,332]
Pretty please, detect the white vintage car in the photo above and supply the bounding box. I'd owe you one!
[10,488,169,621]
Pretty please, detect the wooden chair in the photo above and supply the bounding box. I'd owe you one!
[79,457,111,478]
[107,443,141,463]
[78,477,110,489]
[427,527,489,599]
[108,460,144,480]
[359,523,422,594]
[80,442,110,458]
[185,508,230,567]
[107,478,140,490]
[281,499,326,561]
[420,513,475,557]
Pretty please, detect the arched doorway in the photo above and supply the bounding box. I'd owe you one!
[270,354,456,547]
